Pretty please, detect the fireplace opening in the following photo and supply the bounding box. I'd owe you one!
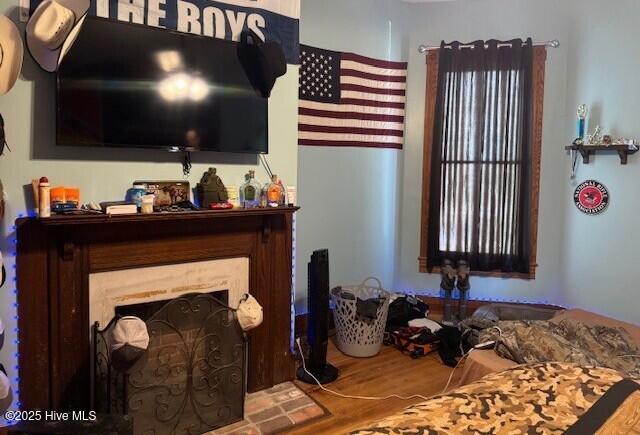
[93,292,246,435]
[115,290,229,321]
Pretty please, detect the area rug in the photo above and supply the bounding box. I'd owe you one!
[208,382,330,434]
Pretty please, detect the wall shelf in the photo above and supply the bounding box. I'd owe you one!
[565,144,639,165]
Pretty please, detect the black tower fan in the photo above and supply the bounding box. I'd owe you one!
[296,249,339,384]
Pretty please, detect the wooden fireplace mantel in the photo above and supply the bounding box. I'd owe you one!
[16,207,298,411]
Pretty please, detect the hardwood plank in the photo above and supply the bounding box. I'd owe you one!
[289,340,462,434]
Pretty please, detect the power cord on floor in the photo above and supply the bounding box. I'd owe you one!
[295,338,432,401]
[440,350,472,393]
[296,322,504,402]
[443,324,504,392]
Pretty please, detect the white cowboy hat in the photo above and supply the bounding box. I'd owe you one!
[26,0,89,72]
[0,15,23,96]
[57,13,85,68]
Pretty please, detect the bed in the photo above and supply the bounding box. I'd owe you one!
[458,308,640,385]
[352,362,640,434]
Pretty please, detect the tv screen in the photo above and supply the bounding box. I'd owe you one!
[57,17,268,153]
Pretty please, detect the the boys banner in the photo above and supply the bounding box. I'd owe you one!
[29,0,300,64]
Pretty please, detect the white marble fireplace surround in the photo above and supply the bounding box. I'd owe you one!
[89,257,249,328]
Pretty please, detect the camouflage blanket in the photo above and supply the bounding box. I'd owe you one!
[352,363,637,435]
[479,319,640,377]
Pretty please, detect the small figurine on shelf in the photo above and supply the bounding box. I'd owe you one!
[587,125,603,145]
[576,104,587,140]
[197,167,228,208]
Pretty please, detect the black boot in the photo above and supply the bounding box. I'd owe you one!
[456,260,470,320]
[440,260,456,323]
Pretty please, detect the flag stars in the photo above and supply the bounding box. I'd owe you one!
[299,47,341,102]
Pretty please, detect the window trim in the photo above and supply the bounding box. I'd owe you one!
[418,46,546,280]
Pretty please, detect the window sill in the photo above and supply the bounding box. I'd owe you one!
[418,258,537,280]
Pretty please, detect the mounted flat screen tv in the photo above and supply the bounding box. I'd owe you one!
[57,17,268,153]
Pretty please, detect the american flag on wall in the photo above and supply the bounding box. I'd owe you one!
[298,45,407,149]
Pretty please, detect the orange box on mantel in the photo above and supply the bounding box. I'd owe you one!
[65,187,80,206]
[50,186,66,204]
[50,186,81,206]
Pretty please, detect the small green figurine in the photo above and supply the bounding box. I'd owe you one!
[197,167,228,208]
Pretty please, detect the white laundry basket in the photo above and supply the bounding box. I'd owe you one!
[331,277,391,357]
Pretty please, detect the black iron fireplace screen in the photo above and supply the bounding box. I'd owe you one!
[93,292,246,435]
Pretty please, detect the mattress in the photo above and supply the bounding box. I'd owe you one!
[458,308,640,386]
[352,362,638,435]
[458,348,516,386]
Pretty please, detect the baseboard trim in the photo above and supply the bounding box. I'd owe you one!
[294,297,563,337]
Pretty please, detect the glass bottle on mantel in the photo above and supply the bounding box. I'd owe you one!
[266,174,284,207]
[240,170,261,208]
[277,177,287,206]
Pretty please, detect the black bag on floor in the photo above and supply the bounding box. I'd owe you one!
[385,296,429,331]
[436,325,464,367]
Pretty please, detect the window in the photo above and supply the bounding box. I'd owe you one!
[419,40,546,279]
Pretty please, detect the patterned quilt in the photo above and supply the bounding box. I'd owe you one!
[351,363,637,435]
[479,319,640,377]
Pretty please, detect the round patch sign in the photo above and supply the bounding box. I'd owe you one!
[574,180,609,215]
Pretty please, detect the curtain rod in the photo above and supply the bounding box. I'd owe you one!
[418,39,560,53]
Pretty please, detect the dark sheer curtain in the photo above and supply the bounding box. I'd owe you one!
[427,39,534,273]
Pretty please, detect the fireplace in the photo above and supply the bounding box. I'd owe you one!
[88,257,249,329]
[16,208,298,411]
[93,292,246,434]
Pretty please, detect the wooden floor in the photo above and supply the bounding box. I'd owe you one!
[288,340,461,435]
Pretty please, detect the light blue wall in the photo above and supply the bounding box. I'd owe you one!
[295,0,409,312]
[560,0,640,324]
[296,0,640,325]
[397,0,639,324]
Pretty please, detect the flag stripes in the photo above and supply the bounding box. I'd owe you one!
[340,69,408,83]
[298,44,407,149]
[298,139,403,149]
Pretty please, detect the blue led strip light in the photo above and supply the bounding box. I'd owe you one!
[2,218,23,425]
[413,289,553,307]
[12,218,21,411]
[290,215,296,352]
